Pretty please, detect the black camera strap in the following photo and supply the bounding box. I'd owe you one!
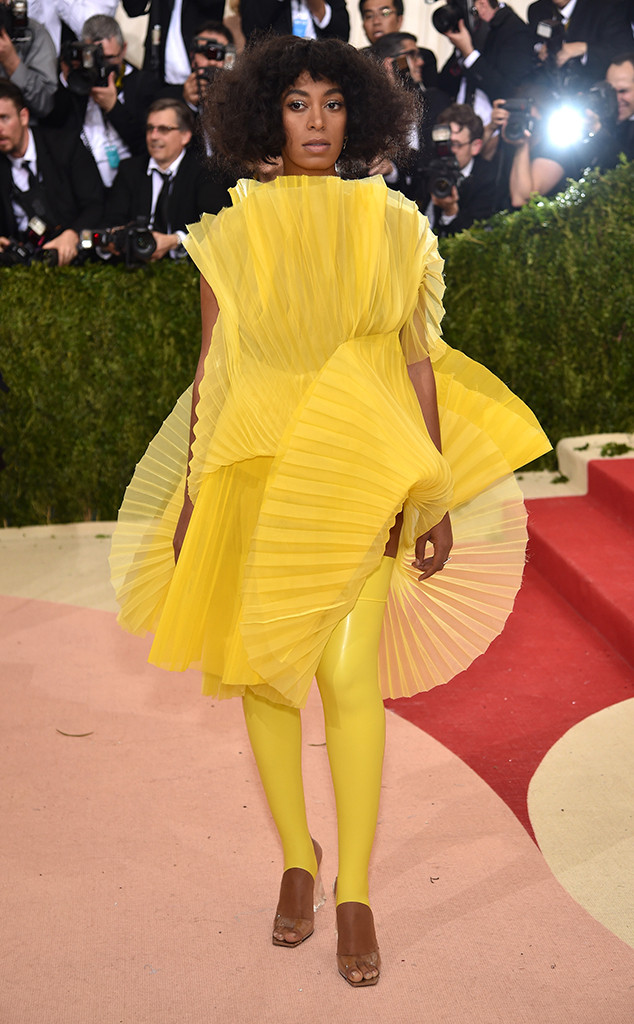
[9,171,58,238]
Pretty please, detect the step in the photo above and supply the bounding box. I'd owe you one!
[556,433,634,493]
[587,458,634,524]
[526,494,634,667]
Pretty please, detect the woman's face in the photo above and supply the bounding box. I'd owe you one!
[280,72,347,177]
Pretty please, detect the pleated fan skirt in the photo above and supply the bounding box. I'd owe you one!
[110,375,541,707]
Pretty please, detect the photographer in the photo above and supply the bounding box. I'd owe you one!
[370,31,450,199]
[607,52,634,159]
[501,82,621,206]
[181,20,234,113]
[528,0,633,89]
[423,102,498,236]
[102,97,228,262]
[45,15,159,188]
[240,1,350,42]
[28,1,118,55]
[436,0,534,121]
[360,2,439,86]
[0,80,104,265]
[121,1,225,84]
[0,0,57,118]
[360,0,404,44]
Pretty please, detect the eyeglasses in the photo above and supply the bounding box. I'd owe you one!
[146,124,181,135]
[450,139,472,149]
[363,7,397,20]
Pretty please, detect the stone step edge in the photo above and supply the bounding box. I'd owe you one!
[516,432,634,500]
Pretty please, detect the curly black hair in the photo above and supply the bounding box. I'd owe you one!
[201,34,419,173]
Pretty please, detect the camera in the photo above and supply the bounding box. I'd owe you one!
[196,65,218,88]
[581,80,618,129]
[545,82,618,150]
[535,18,565,59]
[429,0,473,36]
[61,41,120,96]
[427,124,462,198]
[534,18,587,91]
[0,0,29,44]
[0,239,58,267]
[0,206,61,266]
[191,38,236,69]
[500,98,535,142]
[89,218,157,267]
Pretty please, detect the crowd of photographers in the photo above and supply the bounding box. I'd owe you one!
[0,0,633,266]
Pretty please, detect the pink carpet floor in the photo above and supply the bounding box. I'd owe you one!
[2,590,634,1024]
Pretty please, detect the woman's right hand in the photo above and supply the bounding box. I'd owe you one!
[412,511,453,581]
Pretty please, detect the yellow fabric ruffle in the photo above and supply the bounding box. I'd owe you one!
[110,175,551,707]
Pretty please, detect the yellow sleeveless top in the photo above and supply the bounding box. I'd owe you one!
[110,175,550,707]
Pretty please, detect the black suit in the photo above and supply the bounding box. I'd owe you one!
[241,0,350,41]
[389,86,452,202]
[122,0,225,77]
[427,155,499,237]
[528,0,634,85]
[44,64,160,158]
[103,148,229,231]
[616,118,634,161]
[0,126,104,239]
[439,5,534,105]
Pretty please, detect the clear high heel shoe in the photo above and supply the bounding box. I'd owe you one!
[271,839,325,947]
[333,877,380,986]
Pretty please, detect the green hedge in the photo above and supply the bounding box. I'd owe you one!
[438,159,634,463]
[1,262,201,525]
[1,160,633,526]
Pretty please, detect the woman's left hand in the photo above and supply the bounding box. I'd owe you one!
[412,511,453,581]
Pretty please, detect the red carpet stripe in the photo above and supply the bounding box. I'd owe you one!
[387,460,634,840]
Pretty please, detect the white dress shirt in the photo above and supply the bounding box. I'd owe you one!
[164,0,191,85]
[28,0,118,53]
[147,149,187,230]
[79,65,134,188]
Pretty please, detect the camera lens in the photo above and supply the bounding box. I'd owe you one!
[432,5,462,35]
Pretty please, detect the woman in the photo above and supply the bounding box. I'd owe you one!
[110,36,550,987]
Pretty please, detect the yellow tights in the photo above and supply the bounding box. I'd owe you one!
[242,557,393,907]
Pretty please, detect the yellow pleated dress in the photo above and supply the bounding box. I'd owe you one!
[109,174,551,708]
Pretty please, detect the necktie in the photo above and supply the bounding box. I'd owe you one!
[21,159,38,190]
[153,170,171,233]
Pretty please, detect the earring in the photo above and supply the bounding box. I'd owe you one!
[342,135,348,150]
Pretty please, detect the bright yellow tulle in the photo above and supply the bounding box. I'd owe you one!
[109,175,550,707]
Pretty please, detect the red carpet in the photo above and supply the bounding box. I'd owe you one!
[387,460,634,839]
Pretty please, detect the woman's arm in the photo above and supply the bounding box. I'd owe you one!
[173,275,219,562]
[407,357,453,580]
